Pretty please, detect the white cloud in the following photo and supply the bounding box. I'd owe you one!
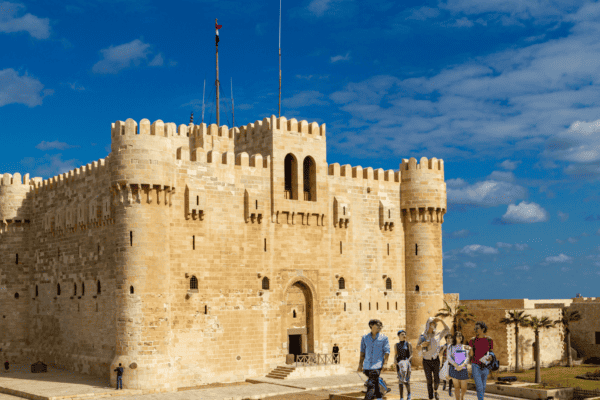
[496,242,512,248]
[406,6,440,21]
[464,261,477,268]
[148,53,163,67]
[499,160,520,170]
[561,267,570,272]
[557,211,569,222]
[542,119,600,163]
[448,180,527,207]
[446,229,473,238]
[307,0,355,17]
[68,82,84,91]
[283,90,329,108]
[500,201,549,223]
[460,244,500,256]
[0,1,50,39]
[487,171,515,182]
[92,39,153,74]
[20,153,80,178]
[446,178,468,188]
[36,141,76,151]
[567,237,579,243]
[545,253,573,263]
[331,52,351,63]
[438,0,584,22]
[556,239,564,244]
[514,265,530,271]
[514,243,529,250]
[0,68,52,107]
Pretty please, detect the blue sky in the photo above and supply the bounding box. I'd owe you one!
[1,0,600,301]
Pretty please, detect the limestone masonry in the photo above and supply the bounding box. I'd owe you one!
[0,115,447,390]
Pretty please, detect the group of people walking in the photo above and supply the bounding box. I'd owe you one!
[357,318,496,400]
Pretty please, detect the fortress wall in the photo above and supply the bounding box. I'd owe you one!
[5,162,118,379]
[326,163,405,366]
[0,221,31,363]
[568,301,600,358]
[168,151,277,386]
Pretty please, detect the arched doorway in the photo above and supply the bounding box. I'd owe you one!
[284,281,314,360]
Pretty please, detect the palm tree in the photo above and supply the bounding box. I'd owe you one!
[524,316,556,383]
[436,300,476,334]
[500,310,531,373]
[554,308,582,367]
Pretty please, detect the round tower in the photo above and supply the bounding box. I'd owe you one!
[0,173,32,222]
[109,118,175,390]
[401,157,447,366]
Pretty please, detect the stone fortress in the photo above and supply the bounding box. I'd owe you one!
[0,115,448,390]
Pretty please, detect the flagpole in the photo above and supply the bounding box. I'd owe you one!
[202,79,206,124]
[278,0,282,118]
[231,77,235,127]
[216,18,220,127]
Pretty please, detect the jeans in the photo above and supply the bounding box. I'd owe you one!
[471,364,489,400]
[363,369,383,400]
[116,376,123,389]
[423,358,440,399]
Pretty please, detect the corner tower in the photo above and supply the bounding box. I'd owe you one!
[109,118,175,390]
[401,157,447,363]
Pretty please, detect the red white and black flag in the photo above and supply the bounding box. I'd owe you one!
[216,21,222,45]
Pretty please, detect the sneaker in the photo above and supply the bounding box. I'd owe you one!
[435,392,440,400]
[407,395,412,400]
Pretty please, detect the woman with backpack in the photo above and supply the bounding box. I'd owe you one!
[391,330,413,400]
[468,322,494,400]
[447,331,471,400]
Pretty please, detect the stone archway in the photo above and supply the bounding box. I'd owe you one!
[284,280,315,358]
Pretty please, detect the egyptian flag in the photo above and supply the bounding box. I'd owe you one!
[216,22,222,45]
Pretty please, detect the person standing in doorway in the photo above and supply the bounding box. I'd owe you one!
[357,319,391,400]
[390,329,412,400]
[469,322,493,400]
[417,317,450,400]
[333,343,340,364]
[114,363,124,390]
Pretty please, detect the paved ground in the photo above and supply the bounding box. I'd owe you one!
[0,365,524,400]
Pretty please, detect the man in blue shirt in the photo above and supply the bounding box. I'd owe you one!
[357,319,390,400]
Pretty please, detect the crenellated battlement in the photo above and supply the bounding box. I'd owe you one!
[1,173,33,186]
[401,157,444,175]
[111,118,177,138]
[327,163,399,183]
[31,156,110,194]
[181,146,270,171]
[234,115,326,143]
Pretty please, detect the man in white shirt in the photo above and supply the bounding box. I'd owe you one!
[416,317,450,400]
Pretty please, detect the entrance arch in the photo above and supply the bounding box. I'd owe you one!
[283,278,315,359]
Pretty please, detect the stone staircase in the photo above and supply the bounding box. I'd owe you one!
[266,366,296,379]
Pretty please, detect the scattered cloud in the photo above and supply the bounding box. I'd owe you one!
[545,253,573,263]
[445,229,474,239]
[585,215,600,222]
[447,180,527,208]
[567,237,579,244]
[20,153,80,178]
[514,243,529,250]
[499,201,549,224]
[0,1,51,39]
[514,265,530,271]
[486,171,515,182]
[556,239,564,244]
[283,90,329,108]
[306,0,356,18]
[557,211,569,222]
[331,52,351,63]
[92,39,160,74]
[464,261,477,268]
[499,160,521,170]
[0,68,52,107]
[460,244,500,256]
[148,53,163,67]
[36,141,77,151]
[406,6,440,21]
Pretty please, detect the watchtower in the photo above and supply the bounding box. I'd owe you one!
[401,157,447,365]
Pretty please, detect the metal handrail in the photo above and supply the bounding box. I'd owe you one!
[295,353,341,367]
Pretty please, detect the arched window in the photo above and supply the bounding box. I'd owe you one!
[130,286,134,294]
[262,277,270,290]
[338,277,345,290]
[74,283,77,296]
[14,292,19,299]
[284,154,298,200]
[190,275,198,290]
[57,283,61,296]
[97,281,101,295]
[293,310,297,318]
[303,156,316,201]
[35,285,38,297]
[415,285,420,292]
[386,278,392,290]
[82,282,85,296]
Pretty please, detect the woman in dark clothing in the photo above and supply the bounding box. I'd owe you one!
[391,330,412,400]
